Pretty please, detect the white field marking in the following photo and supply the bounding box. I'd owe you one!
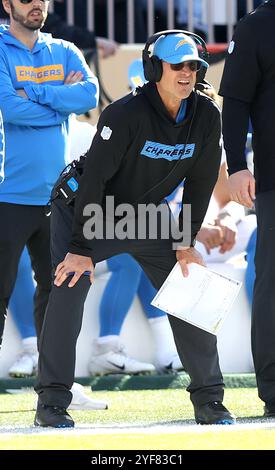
[0,420,275,436]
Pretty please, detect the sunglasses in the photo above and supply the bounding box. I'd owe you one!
[19,0,50,4]
[169,61,201,72]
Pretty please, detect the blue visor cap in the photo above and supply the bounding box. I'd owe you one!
[128,58,147,89]
[153,33,209,68]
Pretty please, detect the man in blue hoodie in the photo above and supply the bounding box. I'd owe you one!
[0,0,99,348]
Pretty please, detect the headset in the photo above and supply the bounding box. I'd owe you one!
[142,29,209,86]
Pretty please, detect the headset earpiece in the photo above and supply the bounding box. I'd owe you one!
[142,29,209,85]
[196,64,207,85]
[142,48,162,82]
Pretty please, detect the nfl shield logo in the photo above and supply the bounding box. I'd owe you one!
[101,126,112,140]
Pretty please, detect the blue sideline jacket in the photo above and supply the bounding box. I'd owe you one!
[0,26,99,205]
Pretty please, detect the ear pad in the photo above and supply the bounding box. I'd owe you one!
[196,64,207,84]
[149,55,163,82]
[143,50,163,83]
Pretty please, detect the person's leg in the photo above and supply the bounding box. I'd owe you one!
[137,271,183,372]
[0,203,33,348]
[9,246,36,339]
[8,246,38,377]
[35,197,90,408]
[137,270,163,320]
[99,254,142,337]
[26,209,52,341]
[127,195,230,421]
[32,198,108,412]
[35,193,116,408]
[37,276,91,408]
[133,241,224,405]
[252,190,275,411]
[35,196,137,427]
[90,254,156,375]
[132,236,234,424]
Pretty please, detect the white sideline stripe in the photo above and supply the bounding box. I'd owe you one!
[1,421,275,436]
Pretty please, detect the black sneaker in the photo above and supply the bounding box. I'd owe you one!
[34,404,75,428]
[194,401,236,425]
[264,404,275,418]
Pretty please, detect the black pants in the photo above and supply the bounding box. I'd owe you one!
[252,189,275,405]
[35,196,224,409]
[0,203,52,346]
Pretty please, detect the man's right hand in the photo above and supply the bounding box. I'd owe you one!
[54,253,94,287]
[176,247,205,277]
[64,71,84,85]
[228,169,255,209]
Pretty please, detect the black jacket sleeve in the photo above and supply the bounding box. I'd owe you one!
[218,14,259,176]
[222,97,250,175]
[219,16,261,103]
[69,103,130,257]
[180,102,222,245]
[42,13,96,50]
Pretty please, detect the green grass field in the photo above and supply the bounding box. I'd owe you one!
[0,387,274,450]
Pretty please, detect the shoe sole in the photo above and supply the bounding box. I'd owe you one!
[196,419,236,425]
[156,367,185,375]
[9,372,36,378]
[34,420,74,428]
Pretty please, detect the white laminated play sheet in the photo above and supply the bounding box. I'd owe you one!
[151,262,242,335]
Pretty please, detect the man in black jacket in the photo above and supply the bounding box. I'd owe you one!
[35,31,236,428]
[219,0,275,418]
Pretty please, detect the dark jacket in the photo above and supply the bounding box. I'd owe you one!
[43,13,96,50]
[219,0,275,192]
[70,83,222,257]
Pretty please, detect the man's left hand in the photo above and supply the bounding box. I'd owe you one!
[16,89,28,99]
[64,71,84,84]
[215,216,237,254]
[176,247,205,277]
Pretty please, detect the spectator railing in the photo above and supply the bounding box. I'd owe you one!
[49,0,257,44]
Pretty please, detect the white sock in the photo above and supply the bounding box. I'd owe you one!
[93,335,121,355]
[22,336,38,354]
[148,316,179,366]
[96,335,120,345]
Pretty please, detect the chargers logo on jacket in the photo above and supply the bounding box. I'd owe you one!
[141,140,195,161]
[16,65,64,83]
